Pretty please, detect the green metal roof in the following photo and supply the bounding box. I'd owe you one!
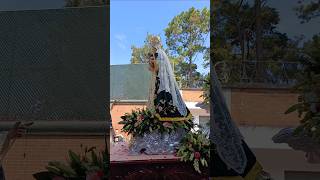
[110,64,151,101]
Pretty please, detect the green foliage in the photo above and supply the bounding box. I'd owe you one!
[33,146,109,180]
[176,131,210,174]
[130,35,188,87]
[130,34,159,64]
[200,73,210,105]
[211,0,302,85]
[119,108,194,137]
[165,7,209,88]
[174,61,205,88]
[286,35,320,142]
[295,0,320,23]
[130,45,149,64]
[212,0,296,63]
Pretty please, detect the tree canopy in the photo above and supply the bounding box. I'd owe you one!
[295,0,320,23]
[165,7,209,88]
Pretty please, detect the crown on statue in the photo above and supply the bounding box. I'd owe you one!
[148,35,161,49]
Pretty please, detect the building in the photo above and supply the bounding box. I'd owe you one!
[110,64,320,180]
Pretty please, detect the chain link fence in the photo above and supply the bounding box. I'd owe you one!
[214,60,301,87]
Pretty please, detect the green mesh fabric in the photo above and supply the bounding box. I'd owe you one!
[0,7,108,121]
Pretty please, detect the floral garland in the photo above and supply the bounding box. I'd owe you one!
[119,108,211,173]
[119,108,194,137]
[175,131,210,173]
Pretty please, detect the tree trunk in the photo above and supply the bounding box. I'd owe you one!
[188,56,193,88]
[239,27,245,62]
[255,0,264,82]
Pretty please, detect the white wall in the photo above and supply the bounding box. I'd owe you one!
[253,148,320,180]
[238,126,320,180]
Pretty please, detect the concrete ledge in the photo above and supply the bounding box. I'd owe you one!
[239,126,292,149]
[222,83,293,90]
[0,120,110,135]
[111,100,147,103]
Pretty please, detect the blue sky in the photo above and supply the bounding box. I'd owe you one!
[267,0,319,41]
[110,0,210,74]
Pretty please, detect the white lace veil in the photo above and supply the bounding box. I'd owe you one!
[211,69,247,174]
[147,36,187,116]
[156,48,187,116]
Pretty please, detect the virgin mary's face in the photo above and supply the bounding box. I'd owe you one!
[148,53,155,61]
[148,52,158,61]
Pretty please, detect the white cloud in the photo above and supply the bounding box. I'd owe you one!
[115,34,126,41]
[114,33,127,50]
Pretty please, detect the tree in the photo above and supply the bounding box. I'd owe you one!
[286,34,320,142]
[130,34,154,64]
[174,61,204,88]
[130,34,191,87]
[212,0,301,84]
[285,2,320,142]
[130,45,149,64]
[295,0,320,23]
[165,7,209,88]
[130,34,163,64]
[65,0,106,7]
[213,0,282,61]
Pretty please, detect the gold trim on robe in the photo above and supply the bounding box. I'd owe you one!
[155,113,193,121]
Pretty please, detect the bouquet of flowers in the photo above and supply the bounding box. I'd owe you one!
[119,108,194,137]
[175,131,210,173]
[33,146,109,180]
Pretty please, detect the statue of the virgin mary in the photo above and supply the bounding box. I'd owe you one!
[128,36,192,155]
[146,35,192,122]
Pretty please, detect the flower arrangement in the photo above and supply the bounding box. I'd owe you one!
[175,131,210,173]
[33,146,109,180]
[119,108,211,173]
[118,108,194,137]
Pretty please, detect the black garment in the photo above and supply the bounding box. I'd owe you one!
[210,140,262,180]
[153,76,191,121]
[0,166,5,180]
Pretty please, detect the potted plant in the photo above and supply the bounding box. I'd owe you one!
[33,146,109,180]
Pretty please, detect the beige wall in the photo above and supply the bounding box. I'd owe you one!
[3,135,105,180]
[230,88,299,127]
[111,88,300,136]
[181,89,204,102]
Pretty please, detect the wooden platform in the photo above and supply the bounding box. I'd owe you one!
[110,142,209,180]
